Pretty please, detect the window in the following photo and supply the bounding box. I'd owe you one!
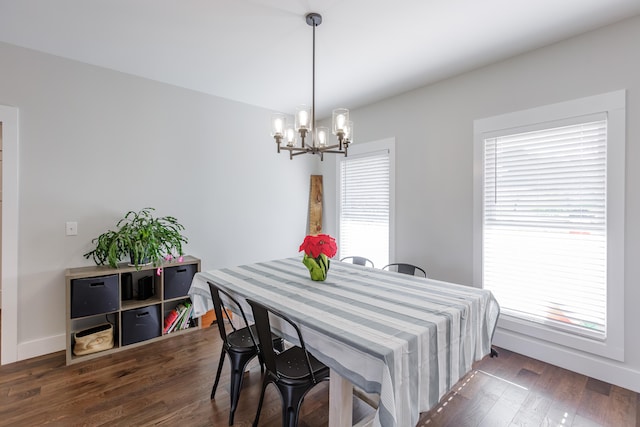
[474,91,625,360]
[484,119,607,338]
[337,138,394,269]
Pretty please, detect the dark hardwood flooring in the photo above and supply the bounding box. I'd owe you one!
[0,323,637,427]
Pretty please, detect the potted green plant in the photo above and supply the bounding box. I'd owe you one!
[84,207,188,269]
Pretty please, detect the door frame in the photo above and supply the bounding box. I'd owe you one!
[1,104,19,365]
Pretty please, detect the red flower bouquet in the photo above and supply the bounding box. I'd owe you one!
[299,234,338,281]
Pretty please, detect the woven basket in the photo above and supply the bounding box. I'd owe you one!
[73,323,114,356]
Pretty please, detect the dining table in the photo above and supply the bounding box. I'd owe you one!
[188,257,500,427]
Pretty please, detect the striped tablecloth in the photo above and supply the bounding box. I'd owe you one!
[188,257,499,427]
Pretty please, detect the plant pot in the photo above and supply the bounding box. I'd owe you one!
[302,254,330,281]
[129,252,151,267]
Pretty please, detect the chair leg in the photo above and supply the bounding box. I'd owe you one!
[228,352,257,426]
[280,384,309,427]
[252,378,270,427]
[211,350,226,399]
[284,405,298,427]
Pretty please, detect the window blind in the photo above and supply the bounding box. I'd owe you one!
[483,119,607,339]
[339,151,390,268]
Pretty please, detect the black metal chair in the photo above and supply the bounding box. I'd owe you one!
[340,256,375,268]
[207,281,282,425]
[247,298,330,427]
[382,262,427,277]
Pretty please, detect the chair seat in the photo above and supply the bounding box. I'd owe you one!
[227,325,283,352]
[226,326,260,351]
[275,346,329,383]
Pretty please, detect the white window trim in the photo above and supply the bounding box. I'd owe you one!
[473,90,625,361]
[335,137,396,265]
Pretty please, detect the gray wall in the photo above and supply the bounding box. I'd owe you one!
[0,41,315,357]
[323,15,640,391]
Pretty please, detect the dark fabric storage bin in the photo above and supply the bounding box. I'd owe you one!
[71,274,119,318]
[122,305,161,345]
[164,264,197,299]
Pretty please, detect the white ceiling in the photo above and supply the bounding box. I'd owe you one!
[1,0,639,117]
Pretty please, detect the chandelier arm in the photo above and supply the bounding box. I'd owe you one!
[290,150,311,157]
[319,143,341,150]
[318,149,346,154]
[281,147,313,160]
[283,147,310,153]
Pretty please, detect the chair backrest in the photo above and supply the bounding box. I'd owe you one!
[207,281,257,347]
[382,263,427,277]
[246,298,319,383]
[340,256,375,268]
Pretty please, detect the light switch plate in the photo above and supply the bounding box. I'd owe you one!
[66,221,78,236]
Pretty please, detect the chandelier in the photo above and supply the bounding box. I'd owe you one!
[270,13,353,161]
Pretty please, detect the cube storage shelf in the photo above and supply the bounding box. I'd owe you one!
[65,255,201,365]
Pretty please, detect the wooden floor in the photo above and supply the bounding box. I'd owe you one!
[0,323,637,427]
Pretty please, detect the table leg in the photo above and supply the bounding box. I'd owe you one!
[329,369,353,427]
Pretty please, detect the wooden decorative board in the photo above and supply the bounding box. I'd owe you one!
[309,175,323,235]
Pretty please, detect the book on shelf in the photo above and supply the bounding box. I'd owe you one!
[173,304,188,331]
[163,301,193,334]
[164,304,185,334]
[163,309,180,334]
[180,304,194,330]
[167,304,186,334]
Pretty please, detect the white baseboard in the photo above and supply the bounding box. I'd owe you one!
[494,329,640,393]
[17,333,65,361]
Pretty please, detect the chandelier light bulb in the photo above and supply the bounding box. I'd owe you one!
[316,127,328,147]
[296,106,311,130]
[332,108,349,135]
[274,119,283,135]
[285,127,296,147]
[345,121,354,142]
[299,111,308,127]
[271,113,286,137]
